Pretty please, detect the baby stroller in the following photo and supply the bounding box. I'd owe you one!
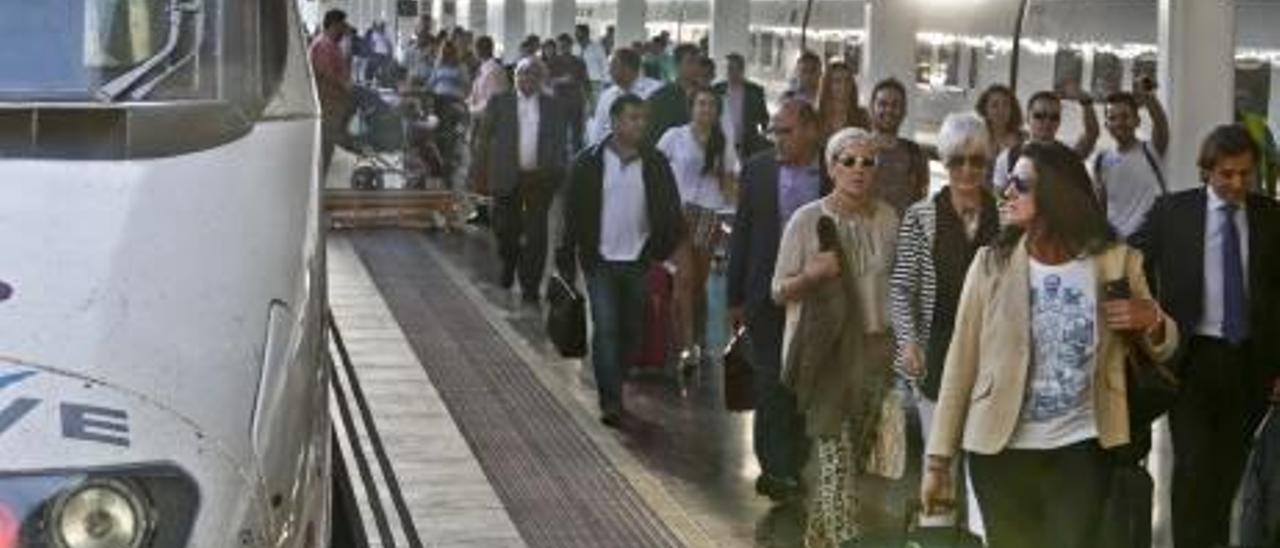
[343,85,406,190]
[399,90,469,190]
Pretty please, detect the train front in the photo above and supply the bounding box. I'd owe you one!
[0,0,330,547]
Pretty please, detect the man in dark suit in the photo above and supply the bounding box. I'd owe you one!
[481,58,568,303]
[644,43,703,147]
[556,94,684,428]
[1131,124,1280,548]
[727,99,829,500]
[714,53,770,158]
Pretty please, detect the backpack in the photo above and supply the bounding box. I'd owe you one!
[1092,142,1167,214]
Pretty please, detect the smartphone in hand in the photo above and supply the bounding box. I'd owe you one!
[1104,279,1131,301]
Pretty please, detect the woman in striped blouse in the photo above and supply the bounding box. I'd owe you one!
[889,112,1000,532]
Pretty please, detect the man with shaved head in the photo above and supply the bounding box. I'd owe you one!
[480,58,568,302]
[727,98,831,501]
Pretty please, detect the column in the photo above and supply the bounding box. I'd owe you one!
[460,0,487,33]
[1158,0,1235,191]
[550,0,576,38]
[709,0,750,61]
[440,0,457,29]
[500,0,526,62]
[863,0,919,128]
[616,0,646,49]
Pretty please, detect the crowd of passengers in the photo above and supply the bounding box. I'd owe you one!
[310,9,1280,547]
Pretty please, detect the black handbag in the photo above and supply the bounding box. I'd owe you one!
[1100,462,1155,548]
[1125,349,1180,427]
[722,326,755,412]
[1104,278,1180,429]
[546,274,587,358]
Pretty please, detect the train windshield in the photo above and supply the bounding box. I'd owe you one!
[1,0,213,102]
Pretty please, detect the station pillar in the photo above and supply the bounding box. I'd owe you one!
[499,0,526,62]
[709,0,750,62]
[863,0,919,128]
[551,0,576,38]
[1159,0,1236,191]
[617,0,647,50]
[464,0,487,34]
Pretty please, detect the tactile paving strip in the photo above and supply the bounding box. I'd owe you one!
[349,229,684,548]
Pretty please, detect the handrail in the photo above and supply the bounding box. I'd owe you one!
[130,4,206,100]
[96,0,201,101]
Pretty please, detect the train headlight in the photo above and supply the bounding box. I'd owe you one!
[0,466,197,548]
[49,479,151,548]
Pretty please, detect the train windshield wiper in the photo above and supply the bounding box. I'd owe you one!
[96,0,204,102]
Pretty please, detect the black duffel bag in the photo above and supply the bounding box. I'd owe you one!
[546,274,586,358]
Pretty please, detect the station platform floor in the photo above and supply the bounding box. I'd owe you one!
[328,226,778,547]
[325,223,1192,548]
[320,138,1186,546]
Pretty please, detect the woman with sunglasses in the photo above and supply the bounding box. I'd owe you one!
[889,112,1000,534]
[656,86,739,371]
[772,127,899,547]
[920,141,1178,547]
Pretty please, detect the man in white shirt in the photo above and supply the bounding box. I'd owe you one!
[575,24,609,100]
[467,36,509,115]
[1093,90,1169,237]
[586,47,662,145]
[556,95,684,428]
[480,59,567,302]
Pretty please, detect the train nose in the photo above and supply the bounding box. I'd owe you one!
[0,360,270,547]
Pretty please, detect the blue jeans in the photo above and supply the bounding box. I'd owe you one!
[585,261,648,413]
[748,303,808,481]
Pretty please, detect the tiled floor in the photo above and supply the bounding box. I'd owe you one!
[328,217,1187,548]
[420,226,915,548]
[329,236,526,548]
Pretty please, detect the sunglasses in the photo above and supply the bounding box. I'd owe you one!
[946,155,987,169]
[1031,111,1062,122]
[1007,173,1033,194]
[837,155,877,169]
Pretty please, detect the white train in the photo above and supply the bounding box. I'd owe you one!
[576,0,1280,145]
[0,0,334,546]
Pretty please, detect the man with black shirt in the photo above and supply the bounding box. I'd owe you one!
[714,53,770,158]
[549,33,590,152]
[644,43,704,146]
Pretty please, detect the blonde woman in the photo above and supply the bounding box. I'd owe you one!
[773,127,899,547]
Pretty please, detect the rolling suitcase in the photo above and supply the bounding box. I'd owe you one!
[629,264,673,370]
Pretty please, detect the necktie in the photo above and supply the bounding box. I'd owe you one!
[1221,203,1249,344]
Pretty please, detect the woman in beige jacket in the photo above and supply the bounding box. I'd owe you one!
[919,141,1178,547]
[773,127,899,547]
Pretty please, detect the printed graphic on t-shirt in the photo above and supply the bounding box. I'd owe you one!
[1025,272,1096,421]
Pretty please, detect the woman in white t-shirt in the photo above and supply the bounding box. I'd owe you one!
[919,141,1179,547]
[656,86,740,370]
